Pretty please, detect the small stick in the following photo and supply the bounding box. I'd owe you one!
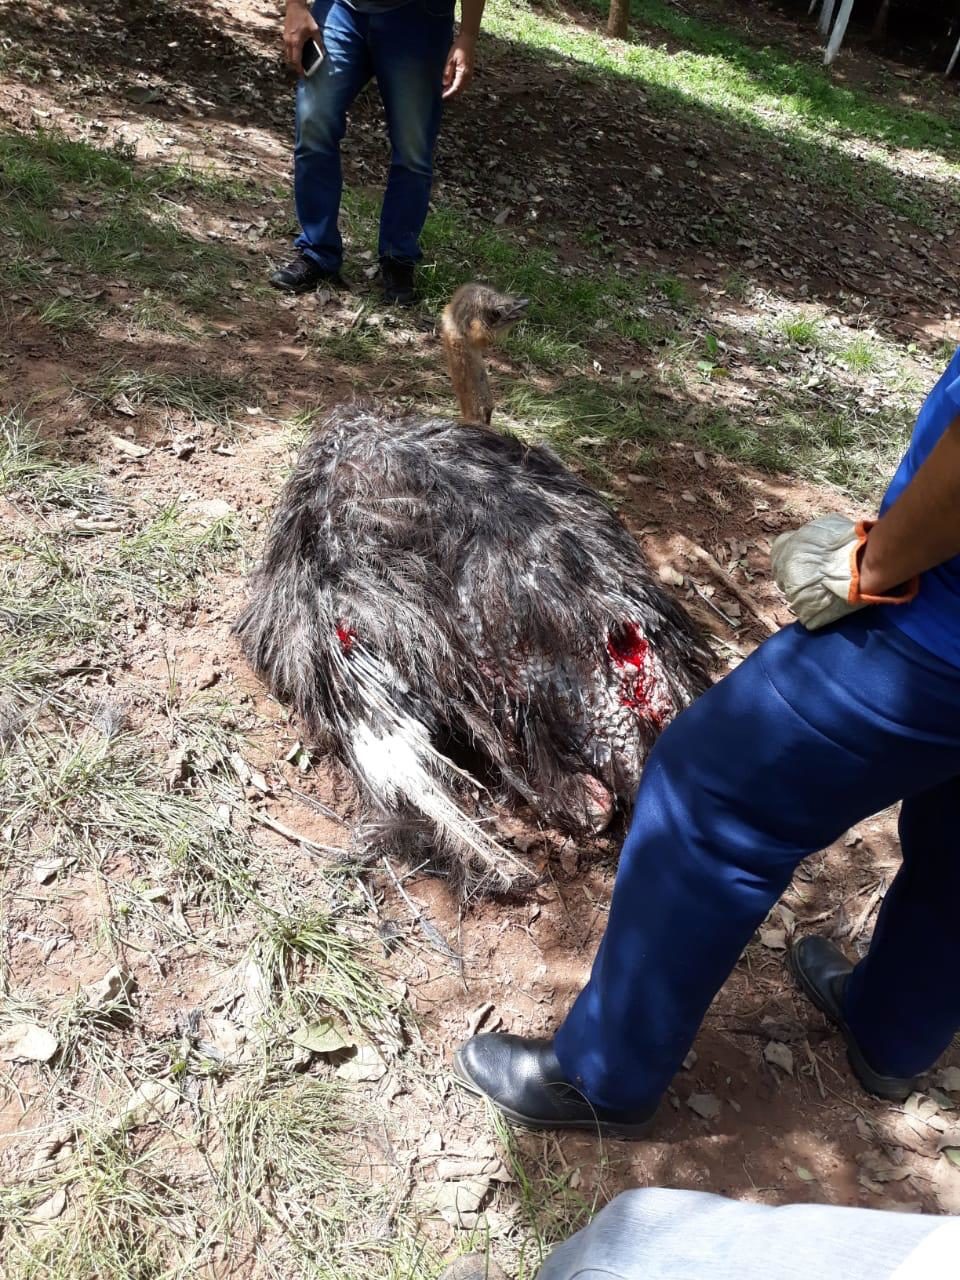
[252,810,344,858]
[679,536,779,635]
[846,878,887,941]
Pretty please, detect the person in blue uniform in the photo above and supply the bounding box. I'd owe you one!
[455,349,960,1137]
[273,0,484,305]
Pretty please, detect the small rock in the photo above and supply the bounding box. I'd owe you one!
[0,1023,59,1063]
[938,1067,960,1094]
[26,1187,67,1223]
[687,1092,721,1120]
[764,1041,795,1075]
[195,662,220,691]
[759,927,787,950]
[682,1049,698,1071]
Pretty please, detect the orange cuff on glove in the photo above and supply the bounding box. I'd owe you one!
[849,521,920,608]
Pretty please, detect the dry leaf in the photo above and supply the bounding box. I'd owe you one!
[336,1044,387,1083]
[114,1078,179,1130]
[83,965,136,1013]
[658,563,684,587]
[289,1017,354,1056]
[32,856,73,885]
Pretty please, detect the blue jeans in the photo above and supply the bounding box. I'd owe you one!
[554,613,960,1111]
[294,0,454,270]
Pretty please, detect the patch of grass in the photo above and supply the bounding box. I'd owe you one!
[698,400,910,500]
[0,1128,207,1280]
[0,410,116,517]
[604,0,960,161]
[490,1110,601,1279]
[219,1076,391,1280]
[314,322,387,365]
[1,127,248,312]
[254,907,398,1034]
[37,296,103,334]
[839,335,880,372]
[484,0,958,225]
[126,290,196,337]
[83,367,247,428]
[111,504,245,600]
[778,313,822,347]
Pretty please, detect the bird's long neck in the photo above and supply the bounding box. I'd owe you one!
[441,315,493,426]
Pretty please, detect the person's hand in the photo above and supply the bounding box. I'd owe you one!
[771,513,918,631]
[284,0,320,76]
[442,34,477,99]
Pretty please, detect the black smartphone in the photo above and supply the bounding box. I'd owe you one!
[302,38,324,78]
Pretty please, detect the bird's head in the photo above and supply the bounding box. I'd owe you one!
[445,284,529,349]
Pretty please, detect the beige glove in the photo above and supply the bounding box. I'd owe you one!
[771,513,918,631]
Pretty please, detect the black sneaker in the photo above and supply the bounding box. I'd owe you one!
[454,1033,657,1140]
[269,251,342,294]
[380,256,416,307]
[790,936,918,1102]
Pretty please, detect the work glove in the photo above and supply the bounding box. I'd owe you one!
[771,513,918,631]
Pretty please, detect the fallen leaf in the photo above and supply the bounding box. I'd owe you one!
[336,1043,387,1083]
[429,1177,490,1227]
[83,965,136,1013]
[32,856,74,885]
[289,1017,354,1056]
[764,1041,794,1075]
[466,1002,496,1038]
[420,1130,444,1157]
[795,1166,816,1181]
[687,1092,721,1120]
[658,563,684,587]
[0,1023,59,1063]
[682,1049,698,1071]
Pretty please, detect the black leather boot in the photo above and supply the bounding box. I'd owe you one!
[380,256,416,306]
[269,250,343,294]
[790,936,918,1102]
[454,1034,657,1139]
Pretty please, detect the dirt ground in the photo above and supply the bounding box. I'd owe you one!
[2,0,960,1274]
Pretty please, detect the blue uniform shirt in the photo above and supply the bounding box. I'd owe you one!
[877,347,960,666]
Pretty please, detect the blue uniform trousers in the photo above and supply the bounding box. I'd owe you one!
[554,613,960,1111]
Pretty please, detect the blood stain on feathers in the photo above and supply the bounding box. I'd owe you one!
[234,285,709,892]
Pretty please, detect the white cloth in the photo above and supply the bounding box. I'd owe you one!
[535,1188,956,1280]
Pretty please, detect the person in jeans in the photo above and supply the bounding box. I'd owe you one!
[455,348,960,1137]
[441,1188,960,1280]
[274,0,484,305]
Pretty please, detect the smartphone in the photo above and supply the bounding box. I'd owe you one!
[302,38,324,78]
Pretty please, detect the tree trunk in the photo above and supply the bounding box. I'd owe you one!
[608,0,629,39]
